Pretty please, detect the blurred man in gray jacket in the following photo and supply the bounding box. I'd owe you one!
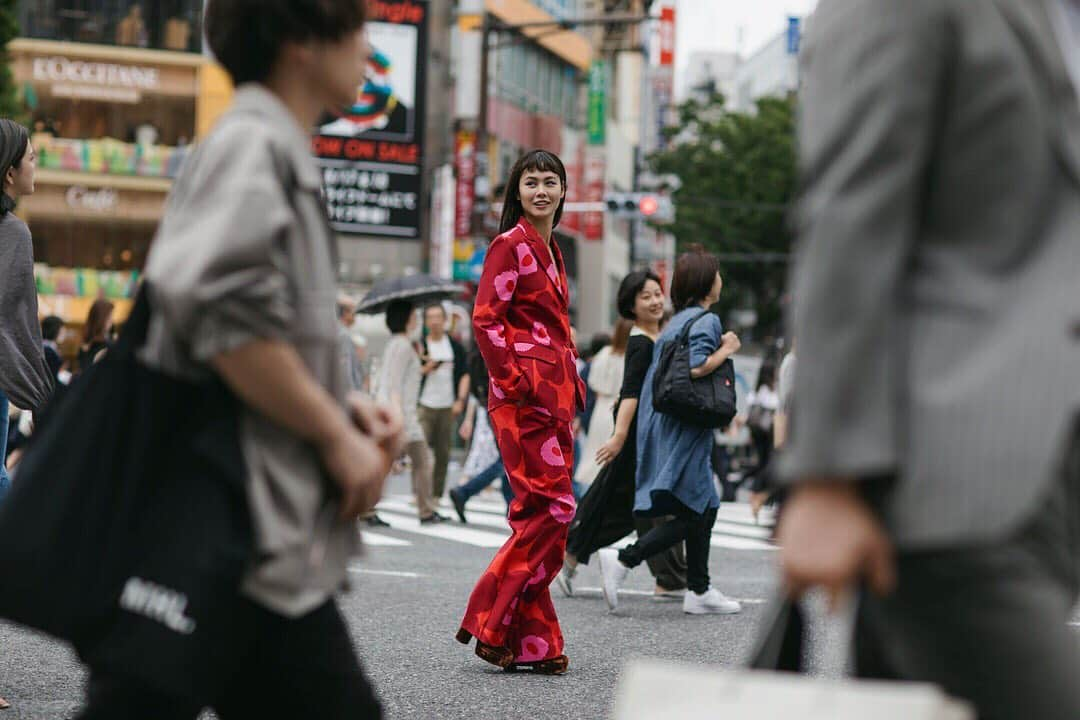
[779,1,1080,717]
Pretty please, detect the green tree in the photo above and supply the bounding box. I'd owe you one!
[650,92,797,338]
[0,0,23,121]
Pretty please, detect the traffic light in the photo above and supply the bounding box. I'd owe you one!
[604,192,674,223]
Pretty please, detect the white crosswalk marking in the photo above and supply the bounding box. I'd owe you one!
[360,531,412,547]
[373,508,508,547]
[369,494,777,552]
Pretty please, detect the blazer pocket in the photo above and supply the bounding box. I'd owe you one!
[513,343,558,365]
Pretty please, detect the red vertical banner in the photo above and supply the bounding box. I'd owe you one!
[583,146,606,241]
[454,130,477,239]
[659,5,676,67]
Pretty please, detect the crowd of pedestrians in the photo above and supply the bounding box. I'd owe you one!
[0,0,1077,717]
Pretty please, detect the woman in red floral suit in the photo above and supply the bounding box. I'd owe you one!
[456,150,585,675]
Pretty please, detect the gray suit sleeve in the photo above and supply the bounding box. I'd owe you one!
[781,0,950,481]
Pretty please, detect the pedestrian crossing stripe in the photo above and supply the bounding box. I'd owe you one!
[365,495,777,551]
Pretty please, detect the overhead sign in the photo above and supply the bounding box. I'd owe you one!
[787,16,802,55]
[313,0,428,238]
[454,130,476,238]
[659,6,676,67]
[587,61,607,146]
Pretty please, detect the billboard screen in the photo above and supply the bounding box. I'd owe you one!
[313,0,428,238]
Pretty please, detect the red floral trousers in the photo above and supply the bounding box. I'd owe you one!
[458,404,577,662]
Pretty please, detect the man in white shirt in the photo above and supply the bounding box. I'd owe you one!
[419,304,469,504]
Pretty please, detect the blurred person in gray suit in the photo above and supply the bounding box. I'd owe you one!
[777,1,1080,717]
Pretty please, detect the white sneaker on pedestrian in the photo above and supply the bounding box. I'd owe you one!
[682,588,742,615]
[554,565,575,598]
[597,548,629,612]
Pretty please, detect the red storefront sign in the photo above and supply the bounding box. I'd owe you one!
[659,6,676,67]
[454,130,476,239]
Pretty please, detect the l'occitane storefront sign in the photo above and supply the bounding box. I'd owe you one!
[32,55,160,103]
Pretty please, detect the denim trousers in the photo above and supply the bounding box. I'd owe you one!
[458,457,513,505]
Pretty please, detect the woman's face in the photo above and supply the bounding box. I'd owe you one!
[6,140,36,198]
[315,27,370,112]
[704,272,723,306]
[633,279,665,325]
[518,169,565,224]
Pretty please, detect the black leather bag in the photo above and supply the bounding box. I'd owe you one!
[0,285,252,702]
[652,310,737,429]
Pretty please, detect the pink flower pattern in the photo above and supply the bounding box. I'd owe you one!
[486,323,507,348]
[532,322,551,346]
[516,243,539,275]
[495,270,519,302]
[518,635,550,663]
[549,494,576,524]
[540,436,565,466]
[526,562,547,587]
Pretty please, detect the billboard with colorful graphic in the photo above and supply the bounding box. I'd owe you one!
[313,0,428,238]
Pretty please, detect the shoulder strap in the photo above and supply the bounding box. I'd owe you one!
[678,309,711,345]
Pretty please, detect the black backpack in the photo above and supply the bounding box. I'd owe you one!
[652,310,737,429]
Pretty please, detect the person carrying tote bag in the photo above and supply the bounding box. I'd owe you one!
[0,2,406,716]
[612,596,975,719]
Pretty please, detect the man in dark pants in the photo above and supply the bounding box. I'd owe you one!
[778,1,1080,718]
[418,304,469,504]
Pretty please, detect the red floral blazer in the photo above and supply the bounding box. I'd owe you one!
[472,218,586,423]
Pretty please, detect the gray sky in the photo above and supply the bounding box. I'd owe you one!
[675,0,819,87]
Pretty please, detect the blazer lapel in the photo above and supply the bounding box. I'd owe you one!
[995,0,1080,186]
[519,219,568,305]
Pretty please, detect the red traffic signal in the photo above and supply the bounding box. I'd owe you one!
[638,195,660,217]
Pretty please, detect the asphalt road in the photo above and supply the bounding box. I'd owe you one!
[0,468,826,719]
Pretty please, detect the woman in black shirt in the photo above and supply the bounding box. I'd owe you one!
[557,271,688,598]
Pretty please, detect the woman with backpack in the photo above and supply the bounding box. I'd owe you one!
[556,270,688,601]
[597,247,743,616]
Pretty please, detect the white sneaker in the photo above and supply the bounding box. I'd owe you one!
[597,548,629,611]
[682,588,742,615]
[554,565,575,598]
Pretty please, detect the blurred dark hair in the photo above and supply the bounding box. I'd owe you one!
[616,269,662,321]
[205,0,367,85]
[0,120,29,214]
[499,150,567,234]
[83,299,115,345]
[587,333,611,360]
[41,315,64,342]
[757,363,777,390]
[611,318,633,354]
[671,245,721,311]
[385,300,415,334]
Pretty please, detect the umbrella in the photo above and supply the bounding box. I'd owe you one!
[355,274,465,314]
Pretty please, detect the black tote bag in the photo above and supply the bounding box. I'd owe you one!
[652,310,738,429]
[0,285,253,701]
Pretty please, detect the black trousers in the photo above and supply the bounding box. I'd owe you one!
[619,506,718,594]
[853,431,1080,720]
[567,445,687,589]
[77,599,382,720]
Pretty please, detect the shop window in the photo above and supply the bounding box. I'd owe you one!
[18,0,203,54]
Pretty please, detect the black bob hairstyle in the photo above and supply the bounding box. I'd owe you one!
[616,269,663,321]
[498,150,567,234]
[385,300,415,335]
[205,0,368,86]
